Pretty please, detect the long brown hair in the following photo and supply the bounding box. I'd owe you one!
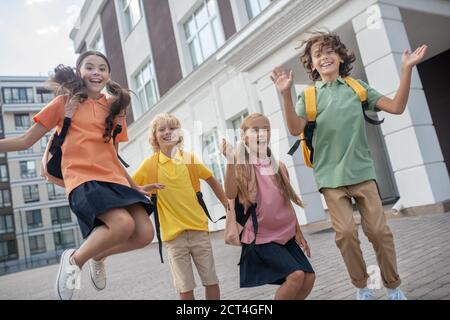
[298,31,356,81]
[235,113,304,208]
[46,51,131,142]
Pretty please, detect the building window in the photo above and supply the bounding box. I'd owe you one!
[22,185,39,203]
[202,128,225,185]
[2,87,34,104]
[0,189,11,208]
[0,165,8,182]
[14,114,31,130]
[230,111,249,142]
[26,209,42,229]
[0,215,14,234]
[0,240,18,262]
[51,206,72,225]
[54,230,76,251]
[121,0,142,36]
[29,235,46,255]
[184,0,225,69]
[36,88,53,104]
[245,0,272,20]
[91,33,106,54]
[134,62,158,118]
[47,184,65,201]
[20,160,36,179]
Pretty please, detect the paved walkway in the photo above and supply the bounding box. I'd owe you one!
[0,212,449,300]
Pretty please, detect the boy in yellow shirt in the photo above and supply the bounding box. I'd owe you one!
[133,113,228,300]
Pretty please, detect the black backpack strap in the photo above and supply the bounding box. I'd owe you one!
[362,101,385,125]
[287,139,301,156]
[151,195,164,263]
[112,123,130,168]
[238,203,258,265]
[197,192,226,223]
[51,117,72,148]
[287,121,316,164]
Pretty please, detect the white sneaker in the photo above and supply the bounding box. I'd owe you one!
[55,249,81,300]
[89,258,106,291]
[356,287,375,300]
[387,287,408,300]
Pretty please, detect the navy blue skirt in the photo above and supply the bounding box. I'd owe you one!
[69,181,155,239]
[240,237,315,288]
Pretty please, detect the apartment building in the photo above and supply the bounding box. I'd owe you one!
[0,77,82,274]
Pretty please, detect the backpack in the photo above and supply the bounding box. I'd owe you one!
[40,113,129,187]
[287,76,384,168]
[147,151,226,263]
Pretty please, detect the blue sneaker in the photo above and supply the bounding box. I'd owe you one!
[387,288,407,300]
[356,287,375,300]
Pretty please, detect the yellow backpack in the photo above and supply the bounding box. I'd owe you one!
[147,151,225,262]
[288,77,384,168]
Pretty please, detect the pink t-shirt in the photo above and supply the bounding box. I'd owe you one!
[240,158,297,245]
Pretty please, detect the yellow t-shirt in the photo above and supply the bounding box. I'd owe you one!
[132,150,213,241]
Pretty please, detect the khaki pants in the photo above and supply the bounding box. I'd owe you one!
[322,180,401,289]
[165,230,219,293]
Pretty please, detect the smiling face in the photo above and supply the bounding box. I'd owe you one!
[78,54,110,97]
[155,120,182,152]
[243,116,271,156]
[310,41,344,81]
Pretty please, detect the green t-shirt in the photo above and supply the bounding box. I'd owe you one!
[295,76,383,190]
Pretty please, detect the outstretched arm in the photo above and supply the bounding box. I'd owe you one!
[0,123,48,152]
[376,45,428,115]
[271,67,306,136]
[205,177,228,210]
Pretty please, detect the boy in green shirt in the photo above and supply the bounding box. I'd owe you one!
[272,32,427,300]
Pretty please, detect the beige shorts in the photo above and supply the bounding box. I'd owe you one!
[165,230,219,293]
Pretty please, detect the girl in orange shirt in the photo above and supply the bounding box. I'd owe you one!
[0,51,162,300]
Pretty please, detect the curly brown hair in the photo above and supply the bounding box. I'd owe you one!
[299,32,356,81]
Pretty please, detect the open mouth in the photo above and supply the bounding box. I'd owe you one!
[321,62,333,68]
[89,79,103,85]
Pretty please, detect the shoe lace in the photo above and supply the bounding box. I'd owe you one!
[65,265,81,290]
[93,260,105,278]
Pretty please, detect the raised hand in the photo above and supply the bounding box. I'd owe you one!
[220,138,235,163]
[270,66,294,94]
[402,44,428,69]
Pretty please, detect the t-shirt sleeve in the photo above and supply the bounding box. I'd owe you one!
[115,117,128,143]
[192,153,213,180]
[33,95,65,130]
[357,79,384,112]
[132,158,151,186]
[294,92,307,119]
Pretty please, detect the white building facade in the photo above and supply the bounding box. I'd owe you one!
[70,0,450,232]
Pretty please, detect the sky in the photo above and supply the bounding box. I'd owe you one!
[0,0,85,77]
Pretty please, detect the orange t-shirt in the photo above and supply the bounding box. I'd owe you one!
[34,94,129,194]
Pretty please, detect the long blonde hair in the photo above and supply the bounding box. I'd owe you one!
[236,113,304,208]
[149,113,184,153]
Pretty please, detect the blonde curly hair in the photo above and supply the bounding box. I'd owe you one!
[149,113,184,153]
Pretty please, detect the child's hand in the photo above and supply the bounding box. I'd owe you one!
[220,139,235,163]
[270,66,293,95]
[402,44,428,70]
[295,234,311,258]
[142,183,165,192]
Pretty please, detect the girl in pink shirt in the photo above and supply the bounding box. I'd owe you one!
[222,113,315,300]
